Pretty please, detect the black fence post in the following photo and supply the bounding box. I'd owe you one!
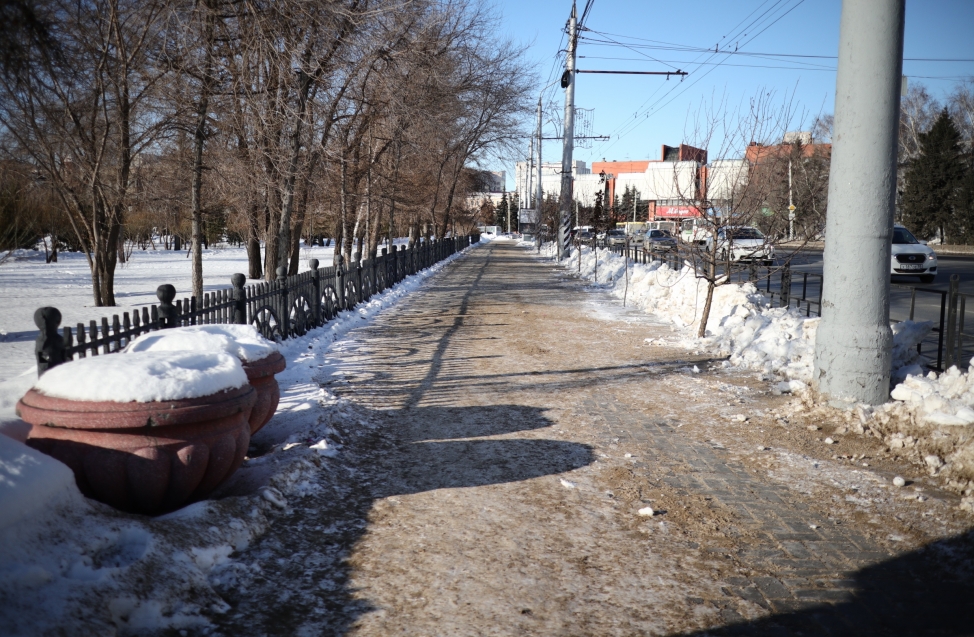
[390,245,398,283]
[780,263,792,309]
[946,274,960,369]
[336,255,347,310]
[276,266,289,339]
[157,284,177,328]
[231,273,247,324]
[34,306,65,376]
[353,252,362,306]
[309,259,321,325]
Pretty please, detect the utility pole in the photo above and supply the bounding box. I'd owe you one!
[526,137,534,236]
[536,96,544,251]
[813,0,905,405]
[506,190,511,234]
[788,157,794,240]
[557,2,578,260]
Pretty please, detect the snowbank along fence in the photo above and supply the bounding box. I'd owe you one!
[611,243,824,317]
[610,242,972,372]
[33,235,479,376]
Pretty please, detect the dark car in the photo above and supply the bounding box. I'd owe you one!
[643,229,677,252]
[576,230,595,243]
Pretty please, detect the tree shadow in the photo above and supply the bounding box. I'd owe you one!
[674,529,974,636]
[212,403,593,635]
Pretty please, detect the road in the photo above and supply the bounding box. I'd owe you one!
[210,241,974,636]
[785,249,974,368]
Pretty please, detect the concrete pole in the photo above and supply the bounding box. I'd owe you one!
[813,0,904,405]
[788,158,794,240]
[557,3,578,260]
[536,97,544,250]
[526,138,534,215]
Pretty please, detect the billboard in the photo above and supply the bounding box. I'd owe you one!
[655,205,701,218]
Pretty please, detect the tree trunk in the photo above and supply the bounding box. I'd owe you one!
[263,190,280,281]
[697,281,715,338]
[340,159,353,264]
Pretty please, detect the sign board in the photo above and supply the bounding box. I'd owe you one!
[518,208,539,223]
[787,204,796,212]
[655,205,702,219]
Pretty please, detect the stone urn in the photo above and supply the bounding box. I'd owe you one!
[126,325,285,434]
[241,350,286,434]
[16,351,255,515]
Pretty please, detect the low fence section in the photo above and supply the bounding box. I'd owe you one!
[34,236,478,376]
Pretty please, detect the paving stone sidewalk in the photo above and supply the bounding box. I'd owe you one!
[216,240,974,636]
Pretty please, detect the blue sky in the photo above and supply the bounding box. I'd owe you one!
[490,0,974,188]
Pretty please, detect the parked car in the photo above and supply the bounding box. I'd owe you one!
[576,230,595,243]
[891,224,937,283]
[605,229,628,247]
[707,226,774,265]
[643,229,677,252]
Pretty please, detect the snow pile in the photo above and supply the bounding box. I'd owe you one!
[32,350,247,403]
[547,244,930,386]
[890,365,974,426]
[0,435,80,531]
[125,324,278,362]
[543,246,932,382]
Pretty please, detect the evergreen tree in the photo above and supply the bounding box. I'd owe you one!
[593,190,605,231]
[901,108,966,242]
[495,192,509,228]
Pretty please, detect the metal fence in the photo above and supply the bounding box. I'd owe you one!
[34,236,478,376]
[891,275,973,372]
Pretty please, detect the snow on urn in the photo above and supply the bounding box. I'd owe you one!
[16,351,255,515]
[125,325,285,434]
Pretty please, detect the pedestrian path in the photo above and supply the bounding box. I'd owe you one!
[215,240,973,636]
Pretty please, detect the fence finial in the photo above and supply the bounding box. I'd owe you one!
[276,266,287,282]
[157,284,177,328]
[34,306,65,376]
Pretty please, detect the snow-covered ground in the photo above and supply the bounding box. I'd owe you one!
[539,242,974,504]
[0,240,474,635]
[0,241,347,383]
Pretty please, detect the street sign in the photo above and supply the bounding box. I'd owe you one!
[787,204,796,212]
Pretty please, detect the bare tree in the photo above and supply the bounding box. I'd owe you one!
[0,0,171,306]
[673,91,804,337]
[899,83,940,165]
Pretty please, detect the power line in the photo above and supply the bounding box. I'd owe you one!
[580,54,836,72]
[595,0,809,154]
[592,0,799,147]
[578,37,974,64]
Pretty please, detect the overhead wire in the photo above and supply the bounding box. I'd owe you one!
[587,0,794,148]
[593,0,809,155]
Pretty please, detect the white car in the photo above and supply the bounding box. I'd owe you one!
[891,224,937,283]
[707,226,774,265]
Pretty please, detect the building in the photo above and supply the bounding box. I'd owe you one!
[514,160,590,208]
[465,169,508,208]
[509,137,829,223]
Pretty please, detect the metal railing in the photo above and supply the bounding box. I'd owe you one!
[892,274,973,372]
[33,236,478,376]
